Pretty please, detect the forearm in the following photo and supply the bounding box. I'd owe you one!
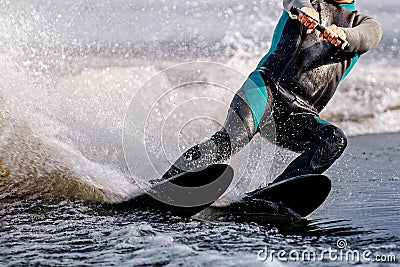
[342,15,382,54]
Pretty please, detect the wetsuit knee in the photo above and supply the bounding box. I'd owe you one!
[310,125,347,169]
[273,124,347,183]
[322,125,347,152]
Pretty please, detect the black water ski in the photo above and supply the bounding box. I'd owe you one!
[196,174,331,224]
[245,174,331,217]
[115,164,234,217]
[198,198,303,225]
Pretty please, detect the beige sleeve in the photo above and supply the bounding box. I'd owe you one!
[342,13,383,54]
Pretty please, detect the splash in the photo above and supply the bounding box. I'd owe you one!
[0,0,398,203]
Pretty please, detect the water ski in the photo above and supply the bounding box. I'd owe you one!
[246,174,332,217]
[197,174,331,224]
[117,164,234,217]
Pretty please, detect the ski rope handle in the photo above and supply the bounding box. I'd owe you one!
[290,6,350,50]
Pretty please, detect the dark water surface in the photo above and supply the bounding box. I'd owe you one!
[0,0,399,266]
[1,133,399,266]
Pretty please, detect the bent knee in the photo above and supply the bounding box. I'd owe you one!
[321,125,348,154]
[310,126,347,170]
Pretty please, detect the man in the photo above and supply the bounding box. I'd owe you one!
[161,0,382,185]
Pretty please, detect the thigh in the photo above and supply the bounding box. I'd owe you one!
[224,69,273,139]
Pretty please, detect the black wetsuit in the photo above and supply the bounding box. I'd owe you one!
[162,0,382,184]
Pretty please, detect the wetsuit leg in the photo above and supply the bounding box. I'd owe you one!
[162,71,272,180]
[272,114,347,184]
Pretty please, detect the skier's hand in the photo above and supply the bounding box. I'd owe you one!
[319,24,347,47]
[298,7,320,34]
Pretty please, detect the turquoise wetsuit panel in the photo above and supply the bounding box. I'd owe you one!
[315,116,331,125]
[339,53,359,85]
[244,10,289,132]
[339,3,356,11]
[257,11,289,68]
[243,70,267,131]
[337,4,358,86]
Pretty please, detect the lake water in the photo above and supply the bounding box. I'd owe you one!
[0,0,399,266]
